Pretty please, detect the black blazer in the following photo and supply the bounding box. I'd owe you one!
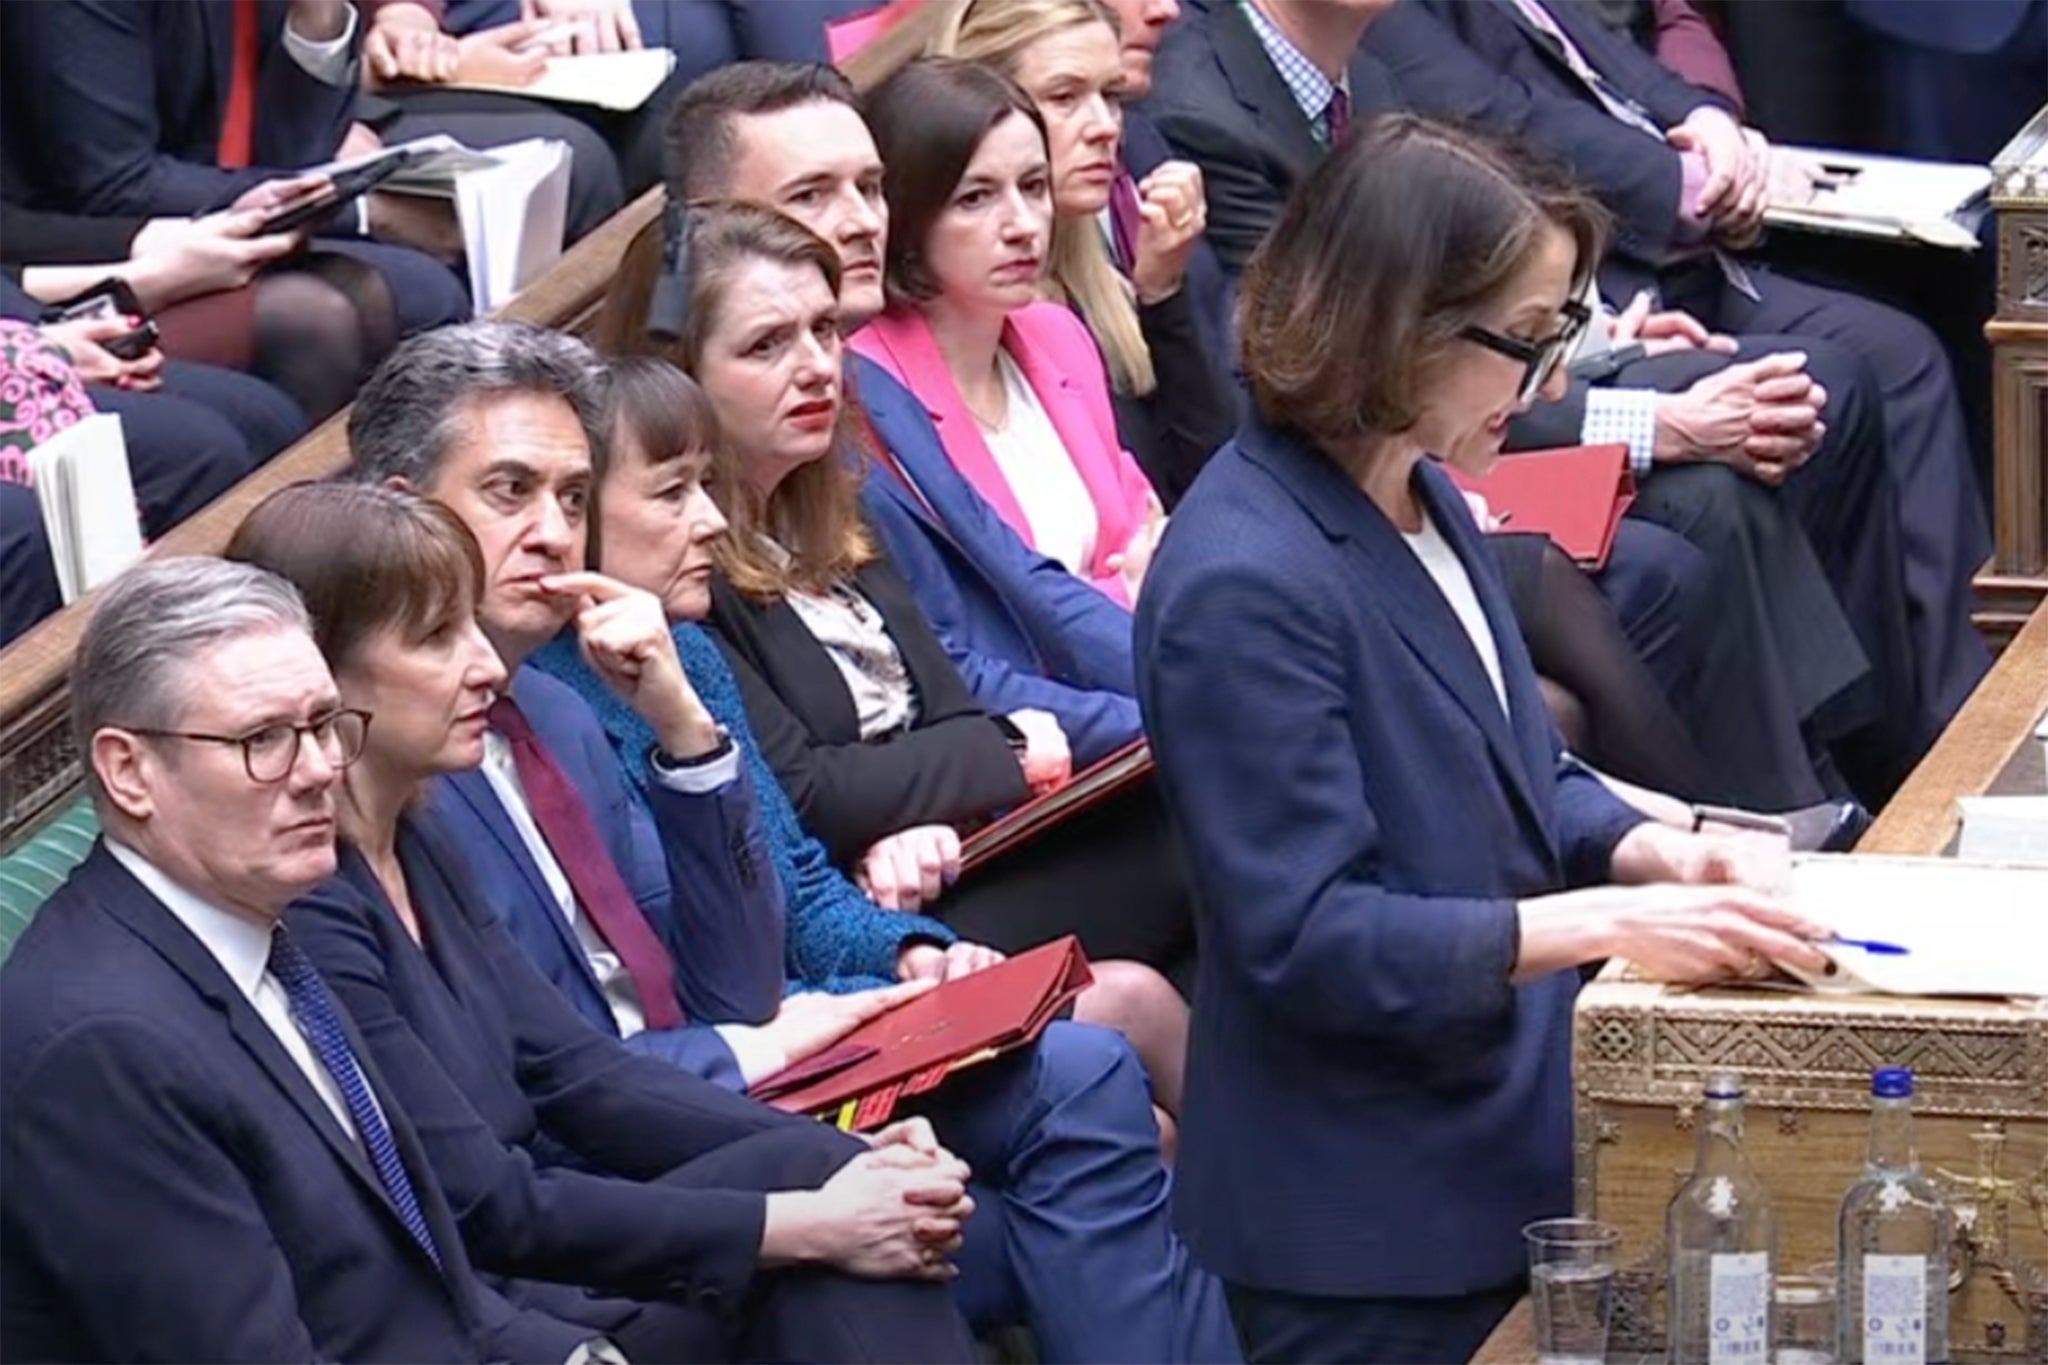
[0,0,358,217]
[1113,109,1236,508]
[286,814,860,1323]
[707,558,1030,865]
[0,843,488,1363]
[1140,0,1403,281]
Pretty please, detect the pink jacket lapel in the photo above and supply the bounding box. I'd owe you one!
[850,309,1032,535]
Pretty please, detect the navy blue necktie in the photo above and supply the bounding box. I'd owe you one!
[268,928,442,1268]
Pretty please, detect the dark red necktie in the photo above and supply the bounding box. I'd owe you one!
[489,697,685,1029]
[1325,86,1351,148]
[1108,169,1143,273]
[219,0,261,169]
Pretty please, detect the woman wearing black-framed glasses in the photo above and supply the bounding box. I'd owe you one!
[1133,114,1838,1365]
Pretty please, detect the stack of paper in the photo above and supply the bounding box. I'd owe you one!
[451,139,571,314]
[1766,148,1992,249]
[1785,855,2048,997]
[28,413,143,603]
[313,136,502,197]
[1957,796,2048,864]
[445,49,677,112]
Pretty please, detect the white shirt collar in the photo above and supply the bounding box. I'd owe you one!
[105,838,275,1004]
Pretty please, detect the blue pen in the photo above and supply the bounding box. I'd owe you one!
[1828,936,1910,956]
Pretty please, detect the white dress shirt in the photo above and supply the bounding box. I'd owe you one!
[979,349,1100,578]
[281,3,359,86]
[477,726,785,1083]
[106,839,365,1143]
[1402,507,1511,716]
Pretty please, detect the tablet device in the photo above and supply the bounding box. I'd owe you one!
[258,149,413,235]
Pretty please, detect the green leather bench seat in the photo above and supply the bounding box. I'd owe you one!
[0,800,99,965]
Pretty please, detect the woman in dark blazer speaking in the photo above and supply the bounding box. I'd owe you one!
[1134,115,1835,1365]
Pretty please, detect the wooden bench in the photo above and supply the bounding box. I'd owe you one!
[0,189,661,855]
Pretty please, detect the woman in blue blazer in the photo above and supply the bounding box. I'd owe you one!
[1133,114,1836,1365]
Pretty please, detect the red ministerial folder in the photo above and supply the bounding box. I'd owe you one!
[1449,444,1636,570]
[748,937,1094,1125]
[958,739,1154,875]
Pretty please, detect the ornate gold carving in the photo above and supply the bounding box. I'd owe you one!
[1778,1110,1803,1136]
[2021,224,2048,308]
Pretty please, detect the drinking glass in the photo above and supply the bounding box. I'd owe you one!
[1773,1265,1837,1365]
[1524,1217,1621,1365]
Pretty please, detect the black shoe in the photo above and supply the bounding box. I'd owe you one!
[1783,800,1872,853]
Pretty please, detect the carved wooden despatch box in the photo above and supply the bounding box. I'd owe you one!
[1573,972,2048,1361]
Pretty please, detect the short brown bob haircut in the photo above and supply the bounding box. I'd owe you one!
[589,355,726,572]
[862,56,1049,307]
[225,480,486,670]
[1238,113,1609,452]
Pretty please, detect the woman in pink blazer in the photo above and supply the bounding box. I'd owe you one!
[851,56,1164,607]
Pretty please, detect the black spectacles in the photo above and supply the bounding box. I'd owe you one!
[1460,298,1594,403]
[124,708,373,784]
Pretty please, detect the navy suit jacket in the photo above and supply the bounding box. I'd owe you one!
[288,817,853,1324]
[1846,0,2041,53]
[0,844,487,1363]
[852,354,1145,766]
[0,0,357,216]
[1141,0,1403,281]
[1363,0,1734,281]
[1135,417,1644,1297]
[429,666,781,1083]
[1122,107,1234,364]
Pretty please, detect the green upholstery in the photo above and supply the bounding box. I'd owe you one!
[0,799,99,964]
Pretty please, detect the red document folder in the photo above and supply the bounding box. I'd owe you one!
[1449,443,1636,570]
[749,937,1094,1129]
[958,739,1154,875]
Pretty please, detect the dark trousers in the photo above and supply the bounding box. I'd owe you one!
[1662,262,1992,730]
[1226,1277,1524,1365]
[381,88,627,243]
[4,361,303,645]
[1,482,61,645]
[316,237,474,337]
[515,1125,978,1363]
[89,361,308,534]
[923,1021,1242,1363]
[932,777,1197,988]
[1588,516,1710,706]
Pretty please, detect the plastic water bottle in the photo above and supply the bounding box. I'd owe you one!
[1837,1068,1953,1365]
[1667,1072,1775,1364]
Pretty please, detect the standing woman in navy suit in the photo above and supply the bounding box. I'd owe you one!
[1134,114,1837,1365]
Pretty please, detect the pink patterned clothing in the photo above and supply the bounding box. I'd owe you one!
[0,320,96,486]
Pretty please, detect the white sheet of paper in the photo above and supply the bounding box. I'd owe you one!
[1786,855,2048,998]
[445,49,677,112]
[1957,796,2048,864]
[27,413,142,603]
[1766,148,1992,249]
[455,139,570,314]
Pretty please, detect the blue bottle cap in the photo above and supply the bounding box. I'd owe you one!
[1704,1071,1744,1099]
[1872,1067,1915,1098]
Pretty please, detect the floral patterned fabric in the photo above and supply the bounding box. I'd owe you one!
[0,320,96,487]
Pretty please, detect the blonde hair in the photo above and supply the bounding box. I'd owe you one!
[843,0,1157,395]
